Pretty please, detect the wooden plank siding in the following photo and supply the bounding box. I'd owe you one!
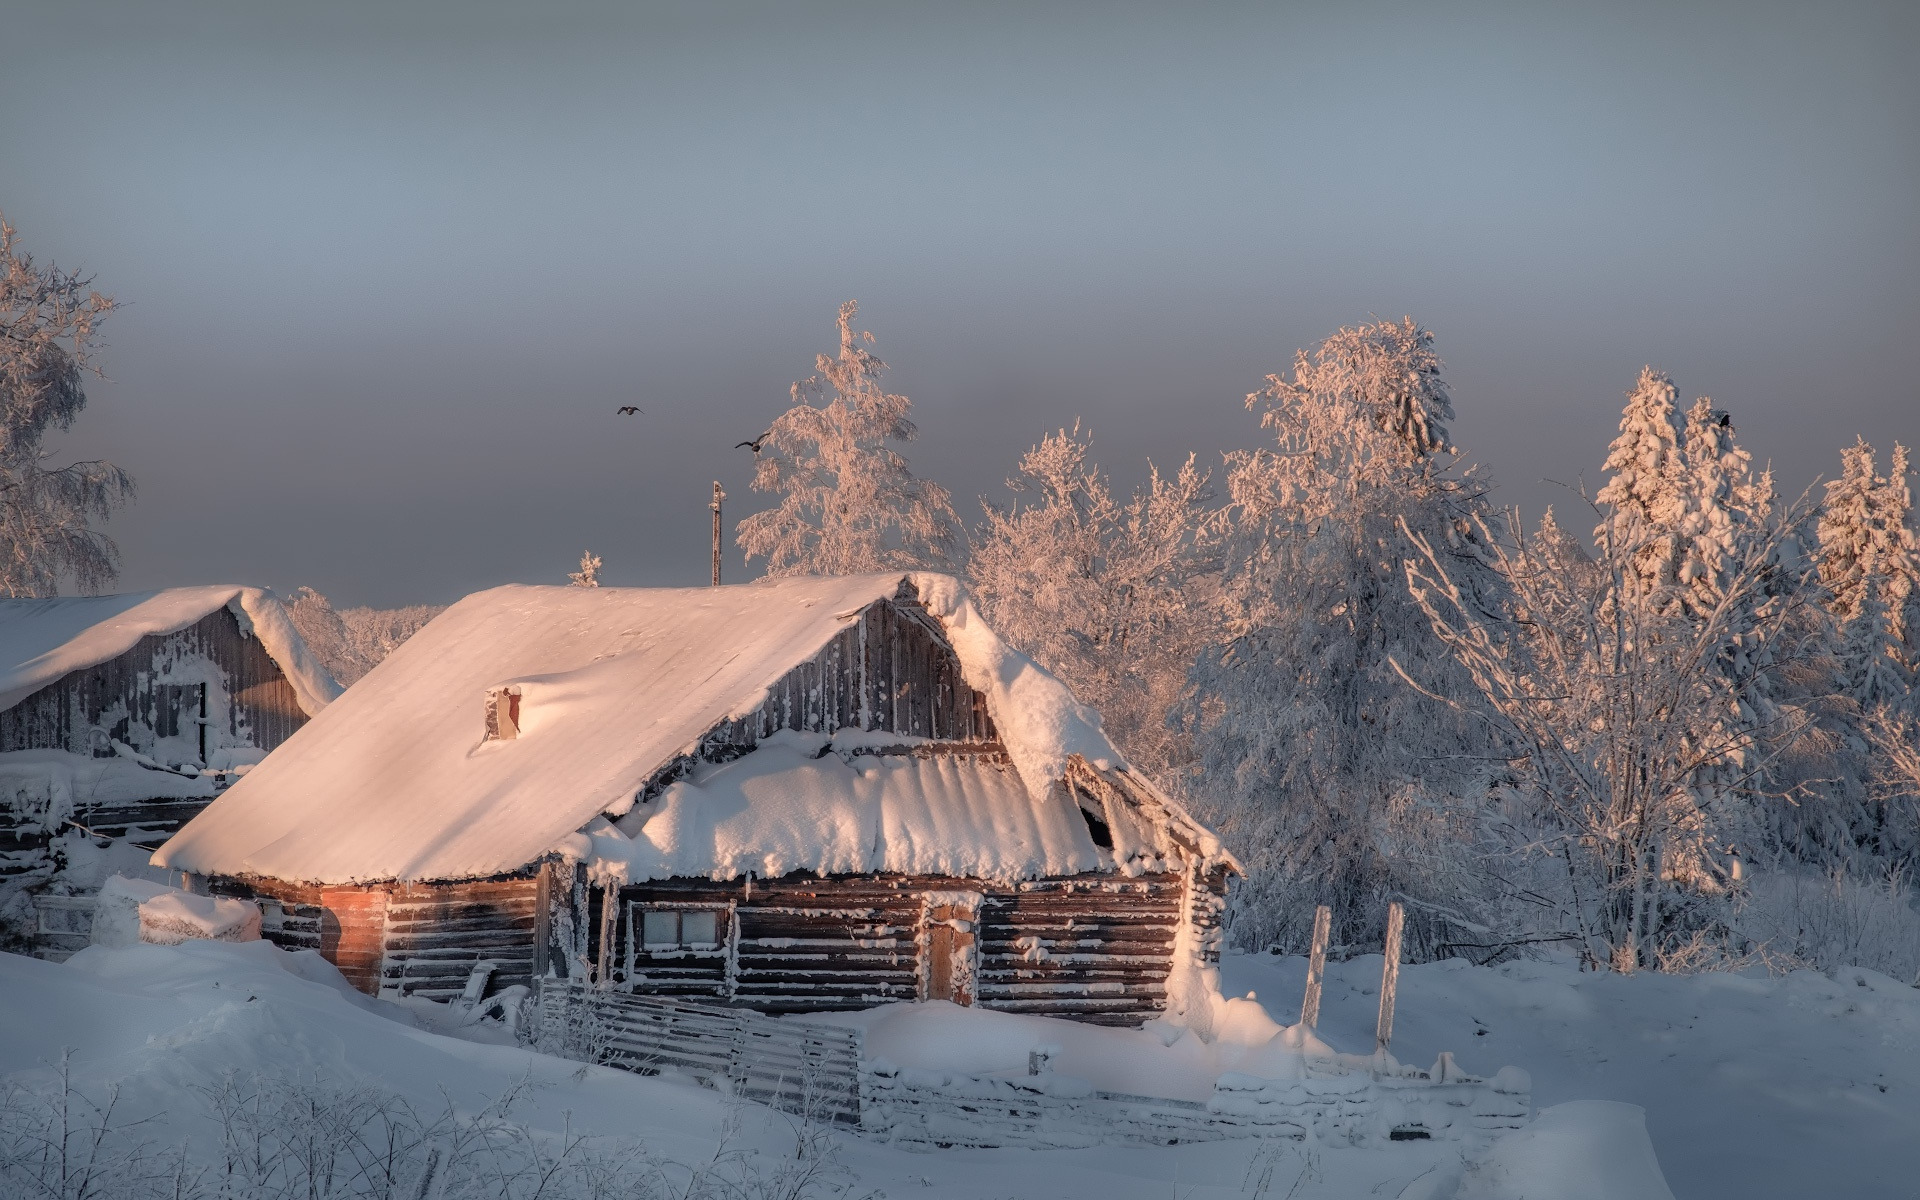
[0,607,307,757]
[5,607,313,905]
[650,591,999,801]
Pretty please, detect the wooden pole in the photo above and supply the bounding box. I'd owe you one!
[710,482,725,587]
[1375,901,1404,1059]
[1300,904,1331,1029]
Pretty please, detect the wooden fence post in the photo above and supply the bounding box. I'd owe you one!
[1375,901,1404,1060]
[1300,904,1331,1029]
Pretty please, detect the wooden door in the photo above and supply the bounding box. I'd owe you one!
[921,892,980,1005]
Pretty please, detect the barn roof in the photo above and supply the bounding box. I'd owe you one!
[0,587,341,718]
[155,573,1226,886]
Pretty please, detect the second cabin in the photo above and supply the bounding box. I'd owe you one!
[157,573,1238,1026]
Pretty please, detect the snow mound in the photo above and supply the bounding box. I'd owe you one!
[90,874,261,947]
[1462,1101,1675,1200]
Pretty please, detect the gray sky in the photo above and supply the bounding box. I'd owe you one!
[3,1,1915,607]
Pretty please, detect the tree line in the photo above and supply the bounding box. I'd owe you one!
[738,302,1920,979]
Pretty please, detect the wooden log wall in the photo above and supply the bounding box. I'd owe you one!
[599,870,1195,1025]
[379,877,540,999]
[214,874,539,999]
[0,607,309,758]
[975,877,1183,1026]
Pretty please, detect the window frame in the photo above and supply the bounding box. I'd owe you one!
[622,900,734,992]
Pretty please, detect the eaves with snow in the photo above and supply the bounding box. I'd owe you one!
[154,573,1233,887]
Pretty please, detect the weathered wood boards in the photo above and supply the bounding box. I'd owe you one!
[0,607,306,757]
[534,982,863,1125]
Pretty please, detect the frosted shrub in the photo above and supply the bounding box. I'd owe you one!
[1735,867,1920,982]
[0,1058,863,1200]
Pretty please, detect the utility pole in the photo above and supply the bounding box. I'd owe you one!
[710,481,725,587]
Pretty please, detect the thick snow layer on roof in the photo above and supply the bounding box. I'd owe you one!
[0,749,214,833]
[907,573,1122,792]
[571,731,1106,884]
[157,574,1157,886]
[0,587,340,717]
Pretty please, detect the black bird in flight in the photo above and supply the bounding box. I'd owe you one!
[616,405,643,415]
[735,429,773,454]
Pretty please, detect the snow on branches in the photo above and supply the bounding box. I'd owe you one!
[968,423,1217,779]
[736,301,959,578]
[0,215,131,597]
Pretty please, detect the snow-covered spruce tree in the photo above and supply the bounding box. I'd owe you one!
[1811,439,1920,875]
[1818,439,1918,704]
[569,550,602,587]
[0,215,131,596]
[736,301,959,577]
[1182,319,1503,959]
[967,424,1218,779]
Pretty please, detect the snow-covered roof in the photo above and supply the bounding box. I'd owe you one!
[156,573,1219,885]
[0,587,340,718]
[573,731,1108,883]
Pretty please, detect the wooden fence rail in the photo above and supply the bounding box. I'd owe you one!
[531,982,863,1125]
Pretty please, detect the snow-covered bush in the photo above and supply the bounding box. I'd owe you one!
[1734,866,1920,983]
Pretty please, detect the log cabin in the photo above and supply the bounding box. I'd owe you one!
[157,574,1239,1027]
[0,587,340,954]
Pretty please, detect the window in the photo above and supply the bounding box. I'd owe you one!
[633,905,726,951]
[622,903,731,996]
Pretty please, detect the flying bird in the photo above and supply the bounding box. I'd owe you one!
[616,405,643,415]
[735,429,773,454]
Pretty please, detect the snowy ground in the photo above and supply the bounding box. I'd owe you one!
[1,941,1911,1198]
[1220,952,1920,1199]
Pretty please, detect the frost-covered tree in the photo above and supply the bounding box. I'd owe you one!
[286,587,445,686]
[1405,488,1820,972]
[1818,439,1918,699]
[968,424,1217,777]
[1183,319,1501,957]
[0,215,131,596]
[736,301,958,577]
[569,550,602,588]
[1593,368,1687,601]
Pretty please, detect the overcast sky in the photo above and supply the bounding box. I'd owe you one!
[3,1,1915,607]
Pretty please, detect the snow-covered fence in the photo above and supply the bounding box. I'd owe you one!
[29,893,95,961]
[530,983,1529,1151]
[859,1055,1529,1151]
[531,981,863,1124]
